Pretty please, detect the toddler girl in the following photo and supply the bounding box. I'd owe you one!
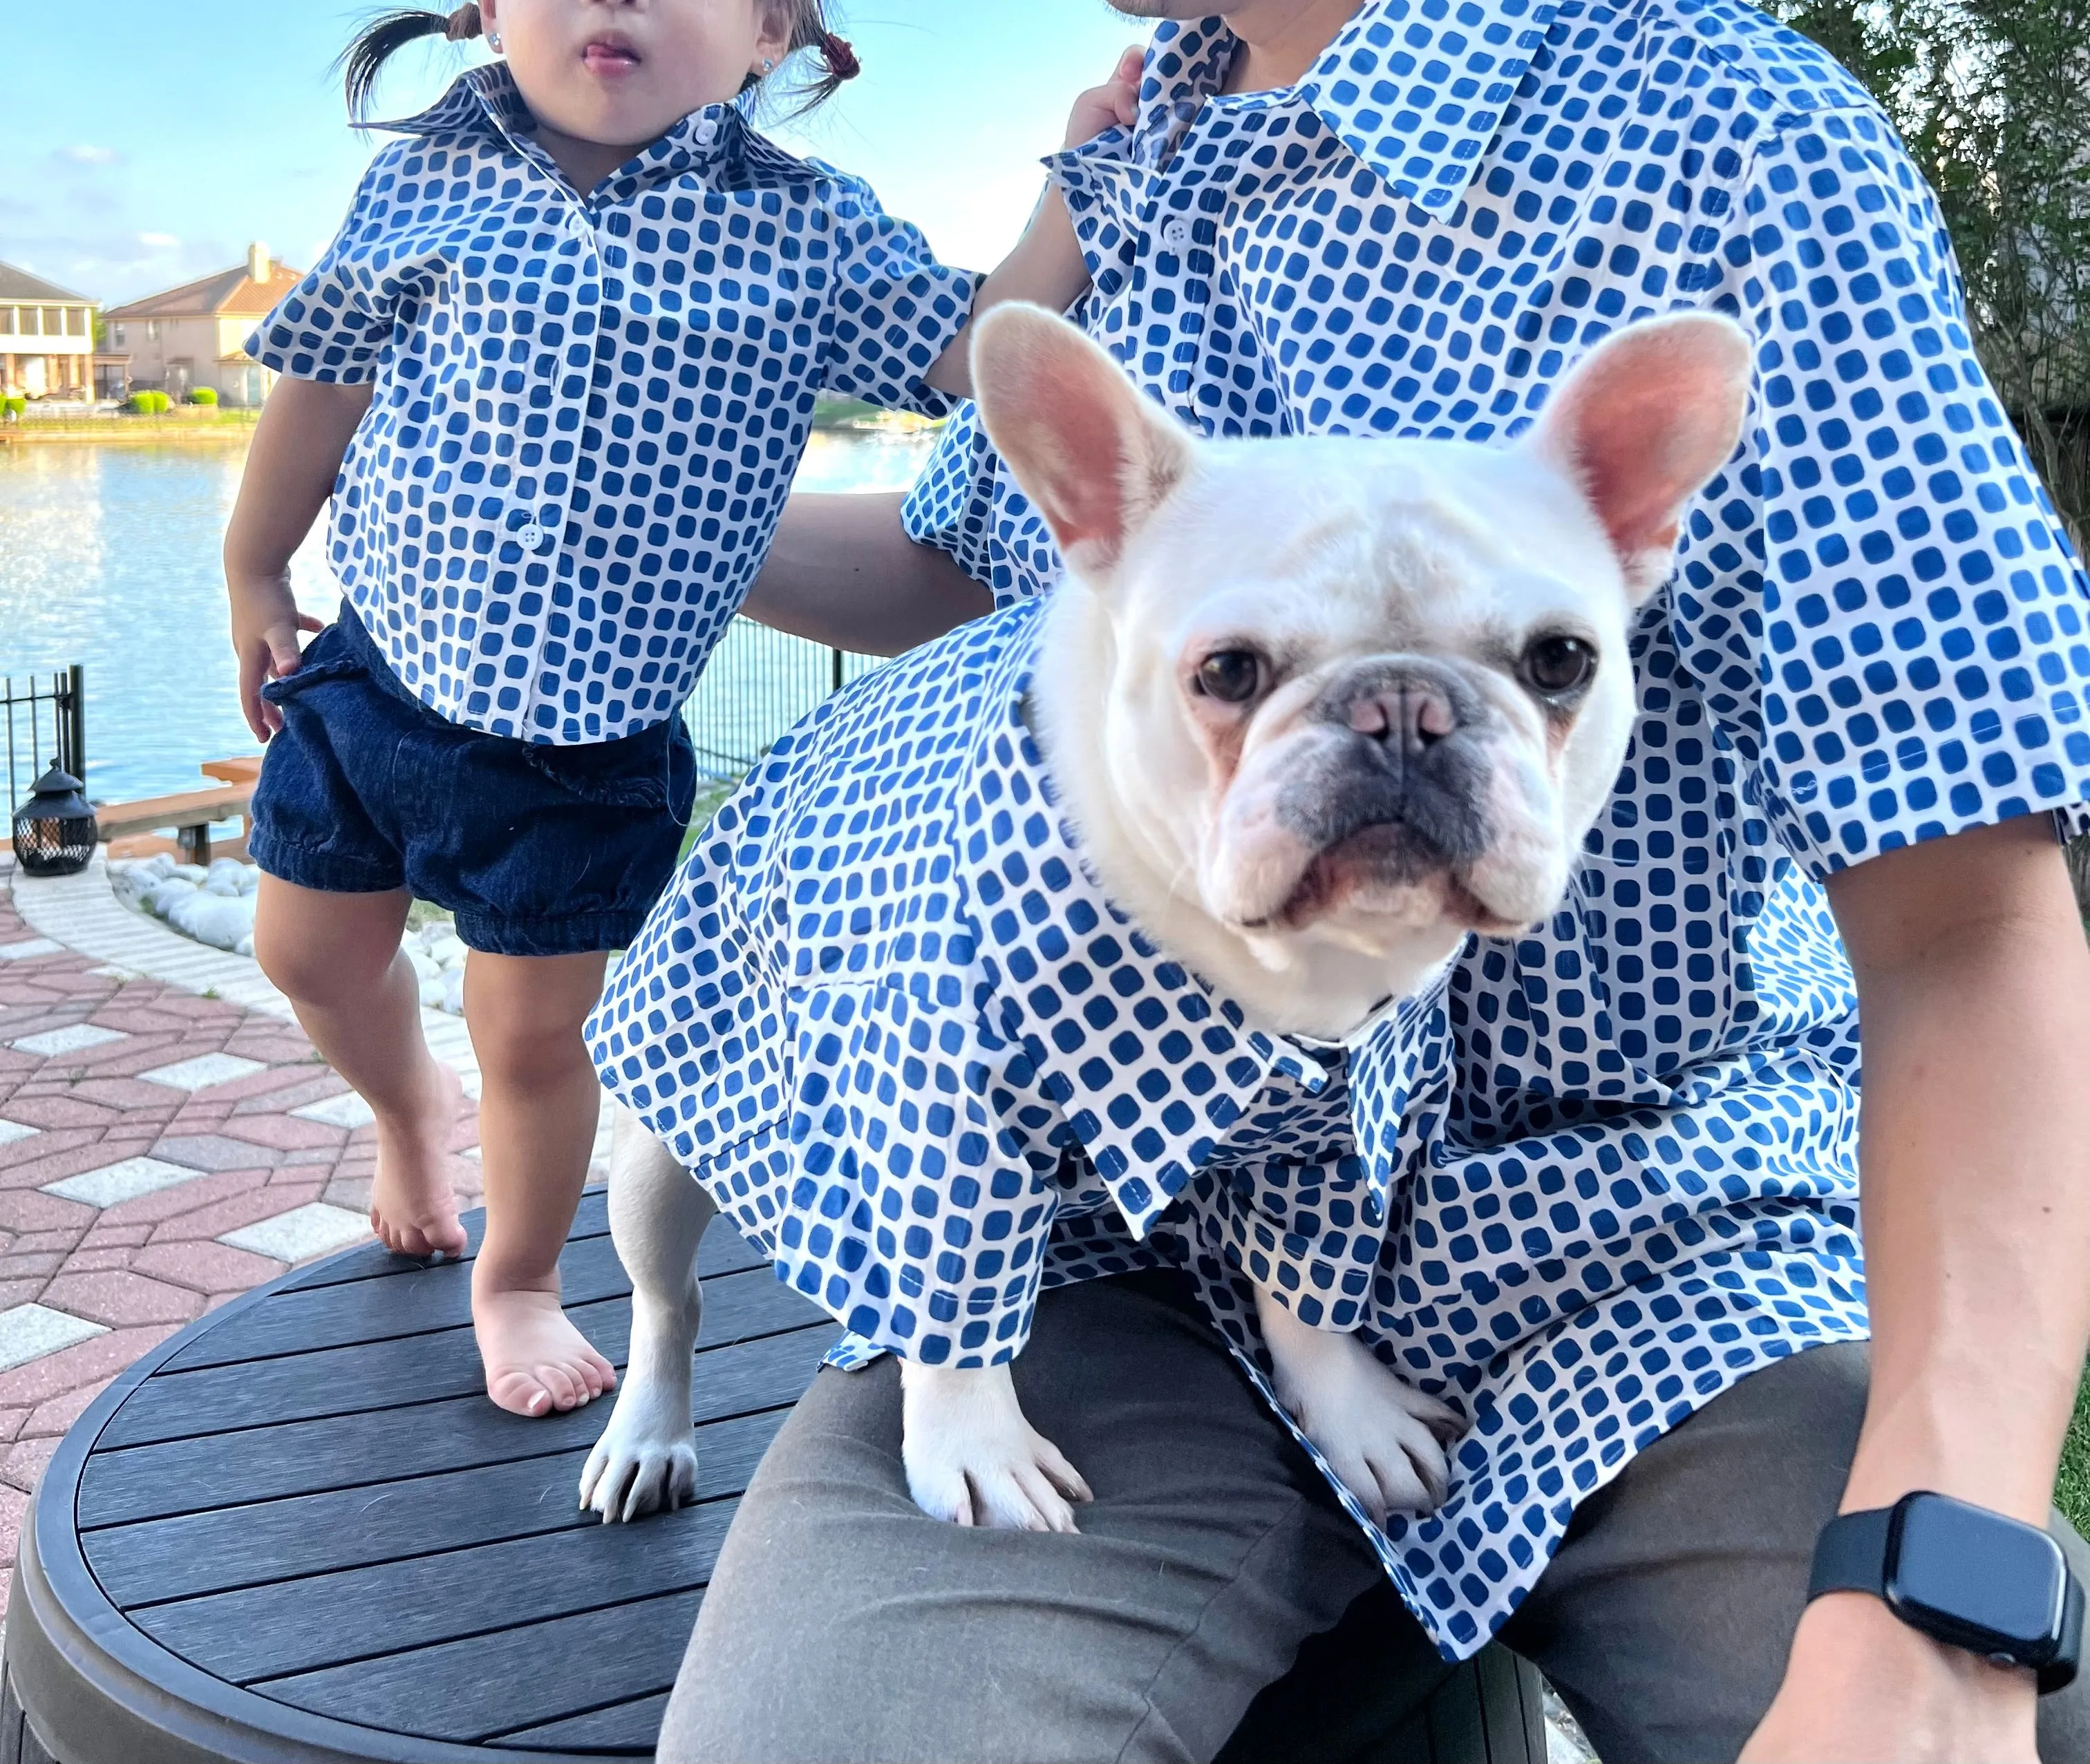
[224,0,1134,1417]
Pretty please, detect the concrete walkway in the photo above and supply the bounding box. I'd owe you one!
[0,852,511,1622]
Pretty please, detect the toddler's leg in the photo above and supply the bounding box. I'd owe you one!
[462,949,619,1418]
[253,876,466,1258]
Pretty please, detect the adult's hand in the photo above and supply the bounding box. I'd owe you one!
[1742,814,2090,1761]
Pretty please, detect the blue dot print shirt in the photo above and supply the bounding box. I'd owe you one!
[592,0,2090,1661]
[249,66,979,744]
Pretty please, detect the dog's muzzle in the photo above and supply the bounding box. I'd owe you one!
[1274,658,1495,882]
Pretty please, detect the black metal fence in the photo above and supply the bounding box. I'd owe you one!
[2,665,86,817]
[681,620,881,780]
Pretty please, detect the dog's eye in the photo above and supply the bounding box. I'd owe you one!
[1195,651,1263,705]
[1522,635,1597,698]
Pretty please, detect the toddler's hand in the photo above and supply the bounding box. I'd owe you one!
[229,572,321,741]
[1064,46,1145,149]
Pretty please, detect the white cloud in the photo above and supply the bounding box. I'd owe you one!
[136,231,180,249]
[59,144,122,167]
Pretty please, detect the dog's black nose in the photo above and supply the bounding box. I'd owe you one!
[1344,680,1458,755]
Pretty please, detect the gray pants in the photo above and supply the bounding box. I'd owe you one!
[662,1271,2090,1763]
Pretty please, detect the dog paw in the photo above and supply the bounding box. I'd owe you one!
[900,1362,1094,1533]
[578,1400,699,1523]
[1272,1335,1463,1526]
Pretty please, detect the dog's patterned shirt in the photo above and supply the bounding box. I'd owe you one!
[249,65,977,744]
[594,0,2090,1660]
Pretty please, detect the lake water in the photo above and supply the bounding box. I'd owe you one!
[0,428,937,806]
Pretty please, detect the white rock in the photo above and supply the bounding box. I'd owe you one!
[171,863,209,884]
[142,878,200,918]
[236,935,255,958]
[442,965,467,1014]
[428,936,469,970]
[406,949,442,983]
[138,854,177,881]
[417,976,447,1009]
[166,889,256,951]
[237,865,261,895]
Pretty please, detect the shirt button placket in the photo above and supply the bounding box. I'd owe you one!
[1151,177,1216,432]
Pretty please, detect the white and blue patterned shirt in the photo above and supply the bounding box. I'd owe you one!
[250,66,978,744]
[594,0,2090,1659]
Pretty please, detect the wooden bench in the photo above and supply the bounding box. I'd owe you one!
[98,775,256,865]
[1,1193,1550,1763]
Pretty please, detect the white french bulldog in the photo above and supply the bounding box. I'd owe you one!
[580,303,1752,1533]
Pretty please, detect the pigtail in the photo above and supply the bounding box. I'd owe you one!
[340,4,484,118]
[742,3,860,118]
[798,25,860,108]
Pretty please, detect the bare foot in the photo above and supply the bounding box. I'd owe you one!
[368,1059,469,1260]
[476,1278,618,1418]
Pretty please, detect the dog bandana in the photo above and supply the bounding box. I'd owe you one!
[249,64,977,746]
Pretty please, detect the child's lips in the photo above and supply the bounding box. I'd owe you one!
[581,38,643,74]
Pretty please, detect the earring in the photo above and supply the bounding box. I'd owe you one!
[762,56,775,72]
[488,29,503,50]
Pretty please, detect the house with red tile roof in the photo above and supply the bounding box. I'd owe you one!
[102,244,304,408]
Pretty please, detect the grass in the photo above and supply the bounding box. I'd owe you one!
[2060,1377,2090,1535]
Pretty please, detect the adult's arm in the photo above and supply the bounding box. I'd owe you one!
[1743,815,2090,1762]
[740,491,993,658]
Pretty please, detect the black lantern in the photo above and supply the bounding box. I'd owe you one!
[12,766,97,878]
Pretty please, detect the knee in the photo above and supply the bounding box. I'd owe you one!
[469,1003,592,1088]
[254,918,402,1008]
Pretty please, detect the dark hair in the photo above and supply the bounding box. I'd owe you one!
[749,1,860,117]
[341,4,484,119]
[339,2,859,121]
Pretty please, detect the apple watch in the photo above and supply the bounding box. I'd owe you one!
[1809,1490,2084,1692]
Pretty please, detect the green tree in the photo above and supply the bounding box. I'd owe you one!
[1766,0,2090,550]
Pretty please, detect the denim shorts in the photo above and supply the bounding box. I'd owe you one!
[250,603,697,956]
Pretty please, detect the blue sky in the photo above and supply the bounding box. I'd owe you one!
[0,1,1147,305]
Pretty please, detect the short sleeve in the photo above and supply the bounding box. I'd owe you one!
[246,145,404,383]
[818,169,981,417]
[900,404,1070,604]
[1671,106,2090,877]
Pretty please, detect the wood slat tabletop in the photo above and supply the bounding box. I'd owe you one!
[31,1188,835,1759]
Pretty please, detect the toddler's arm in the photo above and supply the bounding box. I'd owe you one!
[923,46,1145,397]
[223,379,372,739]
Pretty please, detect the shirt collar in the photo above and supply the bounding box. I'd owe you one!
[1122,0,1559,214]
[370,64,753,193]
[962,624,1334,1239]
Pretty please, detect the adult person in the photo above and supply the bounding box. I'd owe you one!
[697,1,2090,1758]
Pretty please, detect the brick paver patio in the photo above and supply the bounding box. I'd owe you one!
[0,881,485,1622]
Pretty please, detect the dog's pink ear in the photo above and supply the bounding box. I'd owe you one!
[1523,312,1753,600]
[971,303,1194,583]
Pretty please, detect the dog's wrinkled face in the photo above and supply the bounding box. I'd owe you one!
[972,306,1752,1035]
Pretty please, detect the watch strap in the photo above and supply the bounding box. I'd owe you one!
[1809,1506,1895,1602]
[1811,1499,2082,1694]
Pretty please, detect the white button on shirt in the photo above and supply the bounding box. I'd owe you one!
[250,66,979,745]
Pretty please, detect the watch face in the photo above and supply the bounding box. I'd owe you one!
[1890,1495,2068,1653]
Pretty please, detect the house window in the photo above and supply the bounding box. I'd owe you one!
[41,309,61,336]
[66,308,85,336]
[111,323,125,347]
[0,307,13,336]
[147,320,160,343]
